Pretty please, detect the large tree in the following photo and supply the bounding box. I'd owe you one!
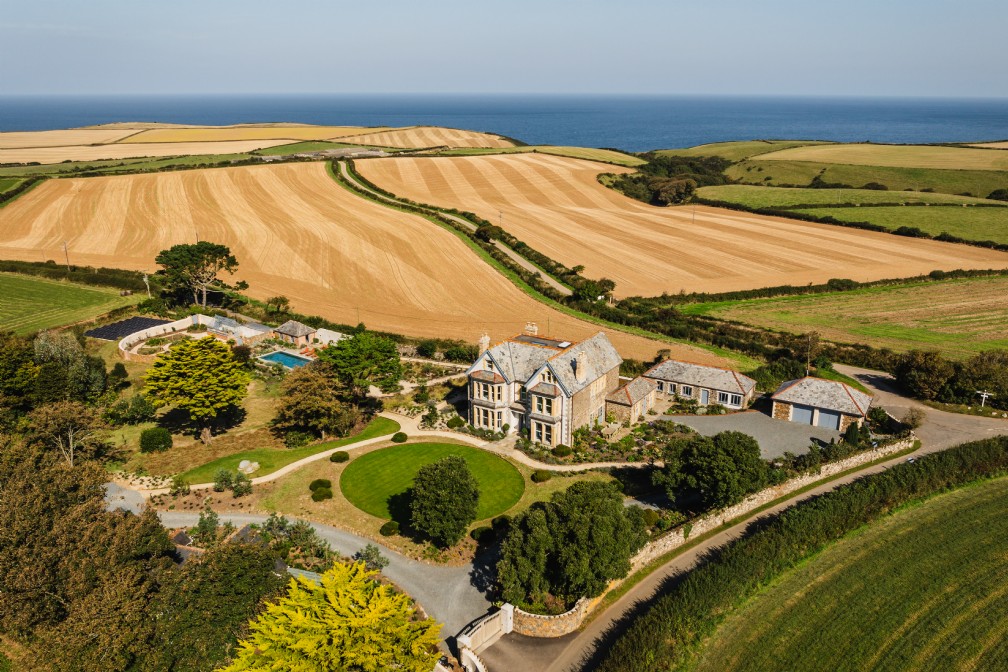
[29,400,108,467]
[656,431,768,511]
[155,241,239,307]
[145,336,248,442]
[271,363,361,440]
[0,331,39,410]
[410,455,479,548]
[316,331,402,397]
[222,562,440,672]
[497,481,647,606]
[894,350,955,401]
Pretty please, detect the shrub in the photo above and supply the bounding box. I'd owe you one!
[232,472,253,497]
[492,515,511,532]
[310,487,333,502]
[552,444,573,457]
[531,469,553,483]
[309,478,332,492]
[380,521,400,536]
[329,450,350,463]
[446,416,465,429]
[213,469,234,493]
[470,526,495,544]
[641,508,661,529]
[987,188,1008,201]
[902,407,926,429]
[391,432,408,443]
[415,339,438,359]
[283,430,314,449]
[139,427,173,453]
[353,543,390,571]
[169,474,190,497]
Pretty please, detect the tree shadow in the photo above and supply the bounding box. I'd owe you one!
[155,404,247,439]
[387,488,416,536]
[469,542,501,596]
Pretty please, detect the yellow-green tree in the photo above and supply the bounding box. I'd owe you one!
[222,561,441,672]
[145,337,248,442]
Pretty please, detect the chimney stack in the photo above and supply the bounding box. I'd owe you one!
[574,354,586,382]
[524,322,538,336]
[478,333,490,353]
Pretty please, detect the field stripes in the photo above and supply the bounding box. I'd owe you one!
[755,143,1008,170]
[0,273,137,335]
[340,126,514,149]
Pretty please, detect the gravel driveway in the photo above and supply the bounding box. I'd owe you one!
[660,410,840,459]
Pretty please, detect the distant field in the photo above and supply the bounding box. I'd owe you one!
[253,141,367,156]
[0,178,22,194]
[357,153,1008,298]
[0,140,291,164]
[341,126,514,149]
[696,184,1005,208]
[791,205,1008,245]
[692,476,1008,672]
[0,273,137,335]
[657,140,827,161]
[435,145,645,166]
[682,275,1008,358]
[756,143,1008,170]
[970,141,1008,149]
[119,125,378,143]
[726,160,1008,197]
[0,128,138,149]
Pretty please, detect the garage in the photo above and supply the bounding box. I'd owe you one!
[791,404,814,425]
[817,409,842,430]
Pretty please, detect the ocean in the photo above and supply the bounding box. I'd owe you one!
[1,94,1006,153]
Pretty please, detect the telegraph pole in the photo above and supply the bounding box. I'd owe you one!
[63,241,71,271]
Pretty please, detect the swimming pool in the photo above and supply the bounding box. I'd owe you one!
[259,350,314,369]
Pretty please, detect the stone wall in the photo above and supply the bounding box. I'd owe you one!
[512,595,603,638]
[772,400,791,421]
[629,436,915,571]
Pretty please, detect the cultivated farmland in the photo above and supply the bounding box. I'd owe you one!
[0,162,693,361]
[658,140,827,161]
[0,140,293,164]
[356,153,1008,297]
[120,125,378,143]
[691,476,1008,672]
[0,272,137,335]
[696,184,1006,208]
[755,143,1008,170]
[341,126,514,149]
[791,206,1008,245]
[436,145,645,166]
[0,128,139,149]
[681,275,1008,358]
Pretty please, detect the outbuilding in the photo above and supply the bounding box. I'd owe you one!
[274,320,317,347]
[771,376,872,431]
[605,376,658,423]
[644,360,757,410]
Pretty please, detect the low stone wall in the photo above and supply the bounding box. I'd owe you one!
[119,316,198,362]
[630,436,915,571]
[512,595,603,638]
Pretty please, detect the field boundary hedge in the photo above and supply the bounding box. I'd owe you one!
[595,435,1008,672]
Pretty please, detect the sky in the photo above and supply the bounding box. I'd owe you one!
[2,0,1006,97]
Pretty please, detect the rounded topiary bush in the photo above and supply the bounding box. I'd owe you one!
[641,508,661,529]
[552,444,572,457]
[139,427,172,454]
[329,450,350,463]
[531,469,553,483]
[446,416,465,430]
[309,478,332,492]
[310,487,333,502]
[470,526,494,544]
[380,521,400,536]
[391,432,408,443]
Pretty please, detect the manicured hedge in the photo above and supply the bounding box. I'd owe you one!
[391,432,408,443]
[139,427,172,453]
[531,469,553,483]
[379,521,399,536]
[329,451,350,463]
[308,479,331,492]
[597,436,1008,672]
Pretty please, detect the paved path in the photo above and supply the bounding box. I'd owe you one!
[484,365,1008,672]
[156,512,491,638]
[663,410,839,459]
[336,160,573,296]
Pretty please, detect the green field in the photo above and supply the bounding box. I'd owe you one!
[756,142,1008,170]
[0,272,138,335]
[692,476,1008,672]
[657,140,826,161]
[792,205,1008,244]
[435,145,645,166]
[253,141,369,156]
[339,442,525,522]
[0,153,256,178]
[179,416,400,483]
[681,276,1008,358]
[726,159,1008,197]
[696,184,1005,208]
[0,177,22,194]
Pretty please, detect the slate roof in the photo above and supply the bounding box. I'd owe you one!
[471,369,505,384]
[545,333,622,396]
[529,382,561,397]
[275,320,316,338]
[772,377,872,416]
[473,338,567,384]
[644,360,756,396]
[606,376,657,406]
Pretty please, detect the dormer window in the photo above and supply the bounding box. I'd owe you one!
[486,361,494,372]
[543,370,555,384]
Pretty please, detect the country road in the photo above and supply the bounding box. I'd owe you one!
[482,365,1008,672]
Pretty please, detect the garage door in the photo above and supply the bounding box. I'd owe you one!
[817,409,841,430]
[791,404,814,425]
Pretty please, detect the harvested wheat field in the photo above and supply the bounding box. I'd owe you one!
[969,141,1008,149]
[0,162,703,363]
[0,128,140,149]
[342,126,514,149]
[754,143,1008,170]
[0,140,294,164]
[121,125,380,143]
[356,153,1008,297]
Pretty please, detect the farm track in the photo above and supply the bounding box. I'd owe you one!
[0,161,704,361]
[356,153,1008,298]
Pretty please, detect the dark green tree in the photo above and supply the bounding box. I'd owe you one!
[316,331,402,397]
[894,350,955,401]
[410,456,479,547]
[272,363,361,440]
[155,241,239,307]
[657,431,768,511]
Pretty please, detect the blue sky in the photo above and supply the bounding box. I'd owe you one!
[2,0,1005,97]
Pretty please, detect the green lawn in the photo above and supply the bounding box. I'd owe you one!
[340,442,525,522]
[727,159,1008,198]
[680,276,1008,359]
[180,416,400,483]
[657,140,827,161]
[0,272,138,335]
[696,184,1005,208]
[692,476,1008,672]
[791,205,1008,244]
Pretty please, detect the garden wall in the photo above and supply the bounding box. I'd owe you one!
[512,596,603,638]
[118,316,199,362]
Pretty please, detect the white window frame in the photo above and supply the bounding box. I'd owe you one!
[680,385,693,397]
[543,424,553,445]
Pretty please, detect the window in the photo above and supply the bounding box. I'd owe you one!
[534,422,543,443]
[670,383,677,395]
[542,370,555,384]
[519,387,528,401]
[657,381,664,392]
[496,411,502,429]
[680,385,693,397]
[486,361,494,372]
[717,391,743,407]
[543,424,553,445]
[535,395,553,415]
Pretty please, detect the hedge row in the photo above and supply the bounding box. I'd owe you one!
[0,258,153,292]
[596,436,1008,672]
[0,176,45,206]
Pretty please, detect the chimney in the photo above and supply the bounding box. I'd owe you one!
[478,333,490,353]
[574,354,586,382]
[524,321,538,336]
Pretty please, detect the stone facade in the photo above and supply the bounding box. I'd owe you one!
[511,596,603,638]
[571,367,620,431]
[772,400,791,421]
[772,399,864,431]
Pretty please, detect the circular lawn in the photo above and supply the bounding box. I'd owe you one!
[339,442,525,522]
